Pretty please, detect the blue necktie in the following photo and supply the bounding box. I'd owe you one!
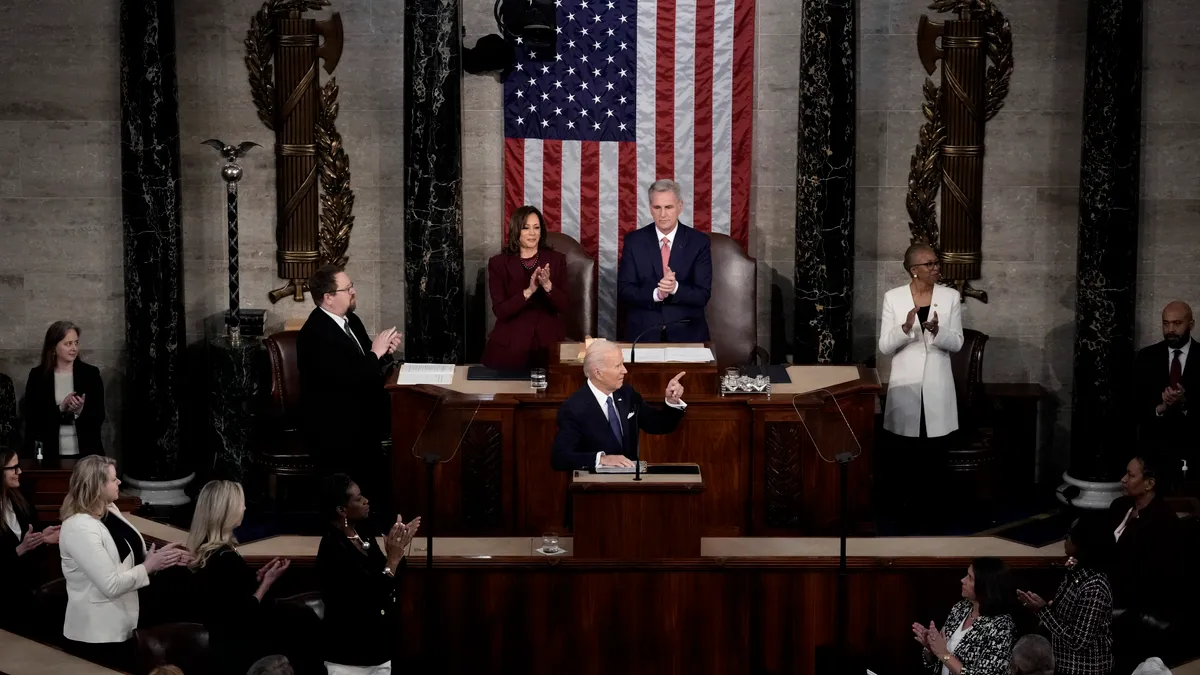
[605,396,623,446]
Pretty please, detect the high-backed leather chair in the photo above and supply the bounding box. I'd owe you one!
[134,622,211,675]
[256,331,319,504]
[483,231,597,341]
[945,328,996,500]
[29,577,67,646]
[277,591,325,621]
[704,232,766,367]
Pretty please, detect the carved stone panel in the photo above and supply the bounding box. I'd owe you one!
[460,422,503,528]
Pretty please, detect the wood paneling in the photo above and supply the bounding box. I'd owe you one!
[388,368,881,538]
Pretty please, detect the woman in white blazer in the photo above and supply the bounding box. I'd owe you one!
[58,455,185,671]
[878,244,964,439]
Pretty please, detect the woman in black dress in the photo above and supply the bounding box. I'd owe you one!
[317,473,420,675]
[186,480,291,675]
[0,447,60,633]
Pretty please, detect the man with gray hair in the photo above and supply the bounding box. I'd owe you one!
[1010,635,1054,675]
[551,339,687,471]
[617,179,712,342]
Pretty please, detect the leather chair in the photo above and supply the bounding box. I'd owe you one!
[133,622,211,675]
[944,328,998,500]
[484,231,598,341]
[704,232,767,367]
[29,577,67,646]
[276,591,325,622]
[255,331,319,505]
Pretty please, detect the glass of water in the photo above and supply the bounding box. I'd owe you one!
[541,532,560,554]
[530,367,548,390]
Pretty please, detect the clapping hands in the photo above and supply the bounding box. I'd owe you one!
[60,392,86,416]
[656,267,677,300]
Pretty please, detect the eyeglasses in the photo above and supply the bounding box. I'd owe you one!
[912,260,940,269]
[332,283,355,294]
[2,465,20,474]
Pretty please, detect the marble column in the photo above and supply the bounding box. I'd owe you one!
[1065,0,1142,508]
[119,0,191,494]
[792,0,856,364]
[403,0,465,363]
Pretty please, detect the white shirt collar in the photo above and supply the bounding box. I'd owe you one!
[654,223,680,247]
[319,305,348,330]
[586,379,617,417]
[1174,340,1191,358]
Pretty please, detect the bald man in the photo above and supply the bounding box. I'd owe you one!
[551,340,687,471]
[1134,301,1199,462]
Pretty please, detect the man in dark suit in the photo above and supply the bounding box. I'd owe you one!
[1135,300,1200,467]
[551,339,687,471]
[617,179,712,342]
[297,265,402,482]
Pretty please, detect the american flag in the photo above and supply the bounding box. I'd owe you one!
[502,0,755,338]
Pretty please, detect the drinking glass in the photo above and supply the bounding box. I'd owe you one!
[541,532,561,554]
[530,367,548,390]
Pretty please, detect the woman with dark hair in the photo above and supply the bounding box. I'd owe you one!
[317,474,419,675]
[1017,516,1114,675]
[0,447,60,633]
[23,321,105,458]
[912,557,1017,675]
[481,206,571,370]
[1109,452,1181,671]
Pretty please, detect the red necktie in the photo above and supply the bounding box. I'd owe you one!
[660,237,670,274]
[1171,349,1183,388]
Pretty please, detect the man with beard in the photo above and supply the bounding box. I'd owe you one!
[1134,301,1199,468]
[297,265,402,496]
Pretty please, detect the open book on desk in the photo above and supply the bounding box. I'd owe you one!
[397,363,455,385]
[619,347,715,363]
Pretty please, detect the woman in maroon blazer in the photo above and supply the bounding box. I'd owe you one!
[482,206,570,370]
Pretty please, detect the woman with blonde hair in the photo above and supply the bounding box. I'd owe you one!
[58,455,185,670]
[187,480,290,675]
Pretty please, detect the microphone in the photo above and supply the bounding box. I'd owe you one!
[629,317,692,363]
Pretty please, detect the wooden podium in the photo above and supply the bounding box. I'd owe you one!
[569,463,705,558]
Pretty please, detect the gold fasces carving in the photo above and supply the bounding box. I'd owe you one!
[246,0,354,304]
[906,0,1013,303]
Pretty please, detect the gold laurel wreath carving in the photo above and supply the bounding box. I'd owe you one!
[906,78,945,248]
[317,77,354,267]
[245,0,354,269]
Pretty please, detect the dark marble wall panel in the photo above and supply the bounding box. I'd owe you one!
[403,0,465,363]
[793,0,855,364]
[120,0,188,480]
[1069,0,1143,482]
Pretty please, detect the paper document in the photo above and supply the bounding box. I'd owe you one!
[397,363,455,385]
[622,347,666,363]
[664,347,714,362]
[595,461,649,474]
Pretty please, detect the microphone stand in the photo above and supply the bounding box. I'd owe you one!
[629,318,692,363]
[420,452,438,672]
[835,451,852,672]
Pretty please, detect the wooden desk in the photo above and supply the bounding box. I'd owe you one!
[18,458,142,523]
[387,363,880,537]
[570,464,705,557]
[549,341,721,396]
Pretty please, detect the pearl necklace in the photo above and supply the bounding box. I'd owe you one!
[346,529,370,549]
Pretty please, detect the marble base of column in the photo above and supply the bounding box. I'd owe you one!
[207,336,267,482]
[1057,472,1123,511]
[123,473,195,506]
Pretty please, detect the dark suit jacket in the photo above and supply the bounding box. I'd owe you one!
[481,248,570,370]
[1134,339,1200,455]
[0,495,40,629]
[192,547,274,675]
[296,307,394,471]
[551,383,684,471]
[617,223,712,342]
[317,522,402,666]
[22,360,105,458]
[1107,494,1180,617]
